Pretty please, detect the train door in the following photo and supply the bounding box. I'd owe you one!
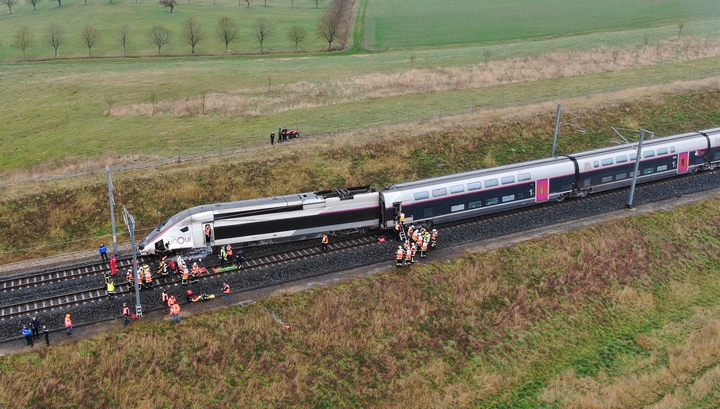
[535,178,549,202]
[677,152,689,173]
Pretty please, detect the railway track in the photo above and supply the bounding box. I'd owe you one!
[0,170,717,337]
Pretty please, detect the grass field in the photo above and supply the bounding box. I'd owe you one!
[364,0,720,49]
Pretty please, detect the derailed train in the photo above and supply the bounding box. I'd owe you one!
[139,126,720,255]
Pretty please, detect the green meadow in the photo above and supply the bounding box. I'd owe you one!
[364,0,720,48]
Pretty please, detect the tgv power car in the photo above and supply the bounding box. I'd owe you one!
[139,126,720,255]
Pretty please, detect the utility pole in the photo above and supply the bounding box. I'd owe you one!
[106,166,118,256]
[122,206,142,318]
[551,104,562,157]
[627,129,648,209]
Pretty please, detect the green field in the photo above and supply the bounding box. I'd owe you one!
[364,0,720,48]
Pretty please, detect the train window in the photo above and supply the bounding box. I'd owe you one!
[601,158,613,166]
[657,147,668,155]
[469,200,482,209]
[657,165,668,171]
[414,191,429,201]
[616,173,627,180]
[518,173,531,181]
[670,146,676,153]
[593,160,599,168]
[642,167,654,175]
[468,182,482,191]
[502,194,515,203]
[630,153,637,161]
[451,204,465,212]
[485,179,498,188]
[616,155,628,163]
[501,176,515,185]
[432,188,447,197]
[601,176,613,183]
[485,197,499,206]
[643,150,655,158]
[450,185,465,194]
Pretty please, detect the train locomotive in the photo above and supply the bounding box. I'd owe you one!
[139,126,720,256]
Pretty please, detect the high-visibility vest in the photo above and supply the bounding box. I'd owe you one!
[182,269,189,280]
[227,246,233,256]
[205,225,211,236]
[432,230,438,240]
[107,282,115,292]
[399,213,405,223]
[145,271,152,283]
[396,248,404,260]
[405,250,412,260]
[170,304,180,315]
[192,264,200,274]
[417,235,424,247]
[223,284,230,294]
[412,231,419,242]
[322,235,329,244]
[65,316,72,328]
[168,296,176,306]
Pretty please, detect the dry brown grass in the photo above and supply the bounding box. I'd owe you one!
[111,37,720,118]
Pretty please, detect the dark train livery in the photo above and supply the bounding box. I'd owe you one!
[139,126,720,255]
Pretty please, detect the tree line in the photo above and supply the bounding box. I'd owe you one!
[3,0,325,13]
[8,0,351,58]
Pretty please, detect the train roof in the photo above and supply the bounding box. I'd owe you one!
[383,156,571,191]
[568,130,706,159]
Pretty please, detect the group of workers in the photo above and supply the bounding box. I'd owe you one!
[394,218,438,267]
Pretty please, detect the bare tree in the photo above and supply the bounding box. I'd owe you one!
[147,25,171,53]
[409,54,416,70]
[217,16,239,52]
[287,25,307,51]
[45,23,65,57]
[314,0,322,8]
[316,0,349,50]
[244,0,250,7]
[26,0,41,10]
[254,17,272,51]
[182,17,205,54]
[677,21,685,37]
[3,0,16,13]
[482,49,492,65]
[117,25,129,55]
[80,25,101,56]
[160,0,177,13]
[13,25,33,59]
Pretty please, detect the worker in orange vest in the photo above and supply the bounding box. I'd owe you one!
[321,234,329,251]
[226,244,234,262]
[122,303,132,325]
[170,302,181,323]
[64,313,73,335]
[181,268,190,285]
[395,246,404,268]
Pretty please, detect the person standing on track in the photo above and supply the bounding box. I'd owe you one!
[43,325,50,346]
[30,316,41,340]
[321,234,329,251]
[98,244,109,262]
[161,290,170,313]
[110,254,117,276]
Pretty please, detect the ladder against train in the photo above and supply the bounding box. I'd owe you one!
[398,227,407,242]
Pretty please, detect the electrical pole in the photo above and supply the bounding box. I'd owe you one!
[122,206,142,318]
[106,166,118,256]
[551,104,562,157]
[627,129,647,209]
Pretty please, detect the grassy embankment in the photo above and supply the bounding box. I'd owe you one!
[1,191,719,407]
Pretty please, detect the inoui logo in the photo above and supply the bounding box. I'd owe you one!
[168,236,192,246]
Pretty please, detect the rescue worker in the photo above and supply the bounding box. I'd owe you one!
[404,244,412,266]
[170,302,181,323]
[176,255,186,272]
[226,244,234,262]
[122,303,132,325]
[430,229,438,248]
[321,234,329,251]
[219,245,227,262]
[161,290,170,313]
[181,267,190,285]
[420,235,429,258]
[107,279,116,299]
[158,257,169,276]
[399,212,405,226]
[396,246,404,268]
[416,231,424,252]
[411,228,420,244]
[126,268,134,287]
[144,265,153,288]
[204,224,212,245]
[65,313,73,335]
[222,282,231,303]
[406,225,415,238]
[191,262,201,280]
[110,254,117,276]
[168,295,177,310]
[22,326,33,347]
[410,243,417,264]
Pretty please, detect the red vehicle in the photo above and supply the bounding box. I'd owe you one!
[278,127,300,142]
